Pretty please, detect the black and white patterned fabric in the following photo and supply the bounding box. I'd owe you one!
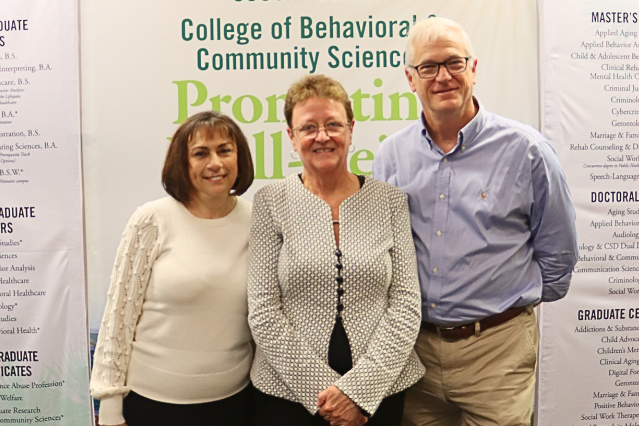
[248,174,425,416]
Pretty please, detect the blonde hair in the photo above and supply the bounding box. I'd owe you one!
[284,75,353,128]
[405,17,475,67]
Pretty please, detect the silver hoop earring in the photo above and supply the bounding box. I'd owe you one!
[348,144,355,153]
[291,150,300,160]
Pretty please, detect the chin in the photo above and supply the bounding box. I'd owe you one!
[434,101,462,111]
[310,161,343,172]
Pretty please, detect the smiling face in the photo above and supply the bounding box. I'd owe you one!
[187,129,238,203]
[406,29,477,120]
[287,96,353,178]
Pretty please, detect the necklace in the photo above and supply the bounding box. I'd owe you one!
[334,249,345,320]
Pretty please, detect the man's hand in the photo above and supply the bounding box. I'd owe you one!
[317,386,368,426]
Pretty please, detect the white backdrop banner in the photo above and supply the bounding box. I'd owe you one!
[0,0,92,424]
[537,0,639,424]
[81,0,540,332]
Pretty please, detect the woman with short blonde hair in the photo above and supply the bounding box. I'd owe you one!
[249,75,425,426]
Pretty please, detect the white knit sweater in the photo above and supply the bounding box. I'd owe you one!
[90,196,253,425]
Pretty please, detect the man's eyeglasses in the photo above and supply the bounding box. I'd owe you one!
[294,121,349,140]
[409,57,472,79]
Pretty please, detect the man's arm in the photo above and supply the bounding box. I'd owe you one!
[530,140,579,301]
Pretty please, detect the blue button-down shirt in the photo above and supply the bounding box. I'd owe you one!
[373,101,579,325]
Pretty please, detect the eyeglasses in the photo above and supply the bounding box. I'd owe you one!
[294,121,349,140]
[409,57,471,79]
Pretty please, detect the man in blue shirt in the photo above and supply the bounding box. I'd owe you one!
[372,17,578,426]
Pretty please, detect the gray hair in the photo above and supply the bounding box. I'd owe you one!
[405,17,476,67]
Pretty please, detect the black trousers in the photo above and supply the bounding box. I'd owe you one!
[122,383,252,426]
[252,387,405,426]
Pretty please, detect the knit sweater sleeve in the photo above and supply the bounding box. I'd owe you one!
[334,186,422,416]
[89,206,160,425]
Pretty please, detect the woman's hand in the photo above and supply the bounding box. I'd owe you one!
[317,386,368,426]
[95,412,127,426]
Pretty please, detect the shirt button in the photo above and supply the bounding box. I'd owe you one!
[443,158,448,163]
[439,194,445,200]
[461,146,466,151]
[433,267,438,273]
[436,231,442,236]
[431,303,436,308]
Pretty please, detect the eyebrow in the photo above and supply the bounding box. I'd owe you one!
[417,55,464,65]
[191,140,233,150]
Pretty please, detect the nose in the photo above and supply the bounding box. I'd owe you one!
[314,126,331,142]
[207,153,223,168]
[435,64,452,82]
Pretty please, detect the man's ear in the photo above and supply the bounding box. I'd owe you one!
[471,58,478,85]
[405,67,417,92]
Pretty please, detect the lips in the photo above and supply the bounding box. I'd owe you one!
[313,148,335,153]
[433,88,457,95]
[205,175,225,181]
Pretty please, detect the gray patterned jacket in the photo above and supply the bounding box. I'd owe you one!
[248,174,425,416]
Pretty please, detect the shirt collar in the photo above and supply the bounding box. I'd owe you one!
[419,97,486,154]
